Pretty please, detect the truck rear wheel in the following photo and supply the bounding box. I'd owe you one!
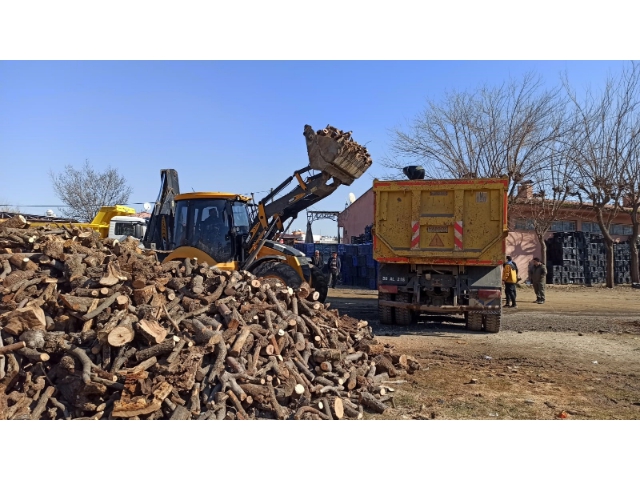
[379,292,394,325]
[484,313,501,333]
[394,293,412,326]
[466,312,483,331]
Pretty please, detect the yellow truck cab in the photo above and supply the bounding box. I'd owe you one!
[0,206,147,241]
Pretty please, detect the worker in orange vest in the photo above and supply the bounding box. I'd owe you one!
[503,255,518,308]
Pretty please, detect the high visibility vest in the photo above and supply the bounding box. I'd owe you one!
[502,264,517,283]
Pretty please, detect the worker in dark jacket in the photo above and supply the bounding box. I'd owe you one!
[530,257,547,304]
[311,250,323,269]
[327,252,341,288]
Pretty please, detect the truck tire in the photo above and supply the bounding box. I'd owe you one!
[394,293,412,326]
[484,313,501,333]
[310,266,328,303]
[466,312,483,331]
[379,292,394,325]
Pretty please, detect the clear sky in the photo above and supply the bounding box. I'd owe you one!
[0,61,628,235]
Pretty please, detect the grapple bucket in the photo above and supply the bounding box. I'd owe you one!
[303,125,373,185]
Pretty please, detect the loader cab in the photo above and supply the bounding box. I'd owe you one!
[172,193,251,264]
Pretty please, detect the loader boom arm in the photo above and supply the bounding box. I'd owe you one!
[142,169,180,250]
[245,166,341,253]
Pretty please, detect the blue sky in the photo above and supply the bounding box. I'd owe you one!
[0,61,628,235]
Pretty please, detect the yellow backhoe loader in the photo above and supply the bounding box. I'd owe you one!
[141,124,372,303]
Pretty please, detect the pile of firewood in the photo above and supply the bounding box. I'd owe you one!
[303,124,373,186]
[314,124,372,168]
[0,221,419,420]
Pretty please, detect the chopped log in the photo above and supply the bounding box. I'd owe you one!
[107,314,136,347]
[225,356,245,374]
[360,392,388,414]
[361,343,384,356]
[115,295,129,310]
[138,319,168,345]
[99,262,127,286]
[191,275,204,295]
[1,306,47,336]
[294,406,329,420]
[313,348,341,363]
[0,341,27,355]
[59,294,96,314]
[82,292,120,321]
[189,383,201,416]
[296,282,311,299]
[17,347,50,363]
[132,276,148,290]
[110,346,137,373]
[1,214,28,230]
[112,381,172,418]
[229,326,251,357]
[135,339,175,362]
[133,285,156,306]
[166,338,187,364]
[226,390,248,419]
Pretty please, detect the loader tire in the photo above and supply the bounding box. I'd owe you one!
[484,313,501,333]
[394,293,412,326]
[252,261,302,291]
[310,266,328,303]
[379,292,394,325]
[466,312,483,332]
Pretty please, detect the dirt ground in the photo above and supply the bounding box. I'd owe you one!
[326,284,640,420]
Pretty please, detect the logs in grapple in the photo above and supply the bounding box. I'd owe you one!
[0,221,418,420]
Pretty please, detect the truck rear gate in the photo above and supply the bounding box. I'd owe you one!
[373,177,508,333]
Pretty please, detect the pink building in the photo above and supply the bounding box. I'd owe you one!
[337,188,374,244]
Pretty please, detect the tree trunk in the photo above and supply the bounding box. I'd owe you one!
[605,239,615,288]
[630,214,639,284]
[596,208,616,289]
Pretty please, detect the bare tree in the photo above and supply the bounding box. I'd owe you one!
[385,72,567,204]
[621,120,640,283]
[49,160,133,222]
[510,142,580,265]
[565,62,640,288]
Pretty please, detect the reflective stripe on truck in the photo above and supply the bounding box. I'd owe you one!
[454,220,463,250]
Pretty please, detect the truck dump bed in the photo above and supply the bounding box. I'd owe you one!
[373,178,508,265]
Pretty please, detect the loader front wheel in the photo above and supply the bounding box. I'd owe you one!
[251,261,302,291]
[310,266,328,303]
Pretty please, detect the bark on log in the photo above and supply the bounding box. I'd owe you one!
[0,341,27,355]
[294,405,329,420]
[360,392,388,414]
[135,339,175,362]
[229,326,251,357]
[17,347,50,362]
[82,292,120,321]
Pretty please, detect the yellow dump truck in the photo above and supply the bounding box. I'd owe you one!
[0,206,147,241]
[373,175,508,332]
